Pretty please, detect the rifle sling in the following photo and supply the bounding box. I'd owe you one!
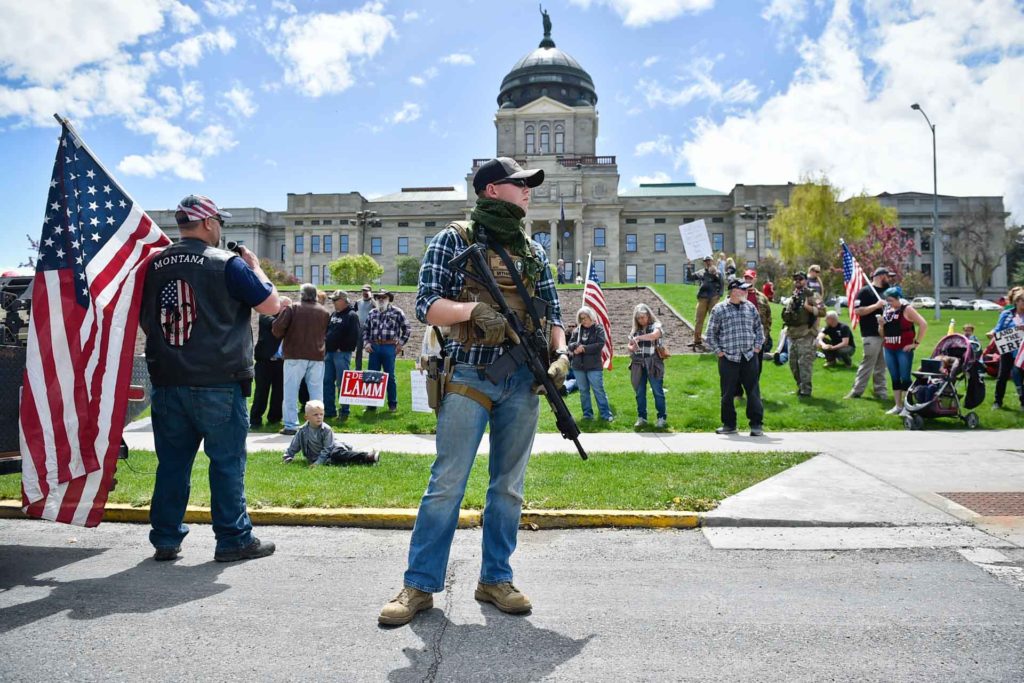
[484,233,547,333]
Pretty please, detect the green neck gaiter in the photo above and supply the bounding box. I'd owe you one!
[470,198,544,282]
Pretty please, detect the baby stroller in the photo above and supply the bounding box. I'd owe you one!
[903,334,984,430]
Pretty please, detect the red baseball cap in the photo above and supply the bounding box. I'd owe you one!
[743,269,757,279]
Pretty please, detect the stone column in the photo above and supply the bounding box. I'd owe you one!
[548,218,560,270]
[573,218,584,281]
[302,230,312,282]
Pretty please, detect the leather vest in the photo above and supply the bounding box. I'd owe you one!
[141,239,255,386]
[446,221,542,345]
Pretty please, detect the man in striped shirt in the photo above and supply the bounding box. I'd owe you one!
[705,280,766,437]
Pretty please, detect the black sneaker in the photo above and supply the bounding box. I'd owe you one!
[153,546,181,561]
[715,426,737,435]
[279,427,297,436]
[214,537,276,563]
[750,425,764,437]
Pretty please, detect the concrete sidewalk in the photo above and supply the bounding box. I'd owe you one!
[117,420,1024,548]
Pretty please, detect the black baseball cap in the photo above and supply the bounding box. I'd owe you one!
[472,157,544,194]
[728,280,750,291]
[792,271,807,280]
[871,267,892,278]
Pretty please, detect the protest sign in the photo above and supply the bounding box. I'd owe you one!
[994,327,1022,355]
[338,370,388,407]
[409,370,433,413]
[679,219,712,261]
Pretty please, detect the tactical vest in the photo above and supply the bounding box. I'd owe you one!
[446,221,544,344]
[141,238,255,386]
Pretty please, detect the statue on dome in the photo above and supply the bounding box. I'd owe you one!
[540,5,552,38]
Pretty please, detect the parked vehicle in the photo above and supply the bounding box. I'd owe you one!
[942,298,973,310]
[970,299,1002,311]
[911,296,936,309]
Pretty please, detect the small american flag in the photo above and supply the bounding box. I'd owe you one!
[159,279,197,347]
[841,241,868,329]
[582,254,613,370]
[20,118,170,527]
[1016,343,1024,372]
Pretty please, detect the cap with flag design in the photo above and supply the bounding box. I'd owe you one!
[175,194,232,224]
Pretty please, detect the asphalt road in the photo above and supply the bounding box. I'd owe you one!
[1,520,1022,682]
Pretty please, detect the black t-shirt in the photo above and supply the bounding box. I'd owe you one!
[854,285,880,337]
[822,322,855,350]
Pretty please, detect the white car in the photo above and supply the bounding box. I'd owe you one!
[910,296,936,308]
[970,299,1002,311]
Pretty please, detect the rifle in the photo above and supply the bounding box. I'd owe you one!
[448,242,588,461]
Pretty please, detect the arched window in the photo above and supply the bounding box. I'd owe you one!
[554,123,565,154]
[539,125,550,154]
[525,125,535,155]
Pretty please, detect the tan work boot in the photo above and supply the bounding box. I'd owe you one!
[474,581,532,614]
[378,587,433,626]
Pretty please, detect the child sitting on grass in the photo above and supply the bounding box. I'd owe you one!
[283,400,379,467]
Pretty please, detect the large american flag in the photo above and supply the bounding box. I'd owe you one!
[841,241,868,329]
[582,254,613,370]
[20,119,170,526]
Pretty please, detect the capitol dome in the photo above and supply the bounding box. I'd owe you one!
[497,15,597,109]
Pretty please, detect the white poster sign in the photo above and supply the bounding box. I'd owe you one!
[679,219,712,261]
[409,370,433,413]
[994,328,1022,355]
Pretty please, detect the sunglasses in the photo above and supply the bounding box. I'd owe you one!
[208,214,225,226]
[495,177,529,188]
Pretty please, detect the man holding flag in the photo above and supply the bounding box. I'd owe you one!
[845,254,892,401]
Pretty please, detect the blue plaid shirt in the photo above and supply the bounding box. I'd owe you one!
[362,305,411,346]
[417,224,563,366]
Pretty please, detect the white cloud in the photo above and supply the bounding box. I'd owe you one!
[224,84,257,117]
[635,135,677,158]
[271,0,297,13]
[159,28,236,68]
[204,0,248,17]
[642,56,661,68]
[408,66,439,87]
[637,57,759,108]
[0,0,195,84]
[272,7,395,97]
[388,102,421,125]
[402,10,420,22]
[440,53,475,66]
[568,0,715,27]
[681,0,1024,218]
[631,171,673,186]
[118,119,237,180]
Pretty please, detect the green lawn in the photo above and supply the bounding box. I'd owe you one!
[0,449,812,512]
[135,283,1022,433]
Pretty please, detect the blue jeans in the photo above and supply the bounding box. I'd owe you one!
[883,348,914,391]
[575,369,612,419]
[149,383,252,552]
[368,343,398,408]
[323,350,353,417]
[404,364,539,592]
[283,359,324,429]
[634,367,666,420]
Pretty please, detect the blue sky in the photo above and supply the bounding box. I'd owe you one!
[2,0,1022,272]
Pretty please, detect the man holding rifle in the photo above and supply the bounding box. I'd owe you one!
[379,157,569,626]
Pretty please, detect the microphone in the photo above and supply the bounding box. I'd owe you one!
[225,241,244,255]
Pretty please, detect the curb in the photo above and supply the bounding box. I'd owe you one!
[0,500,700,530]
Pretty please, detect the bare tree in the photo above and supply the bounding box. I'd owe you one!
[17,234,39,270]
[945,204,1011,298]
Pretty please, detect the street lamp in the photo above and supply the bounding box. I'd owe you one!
[561,230,571,280]
[354,210,380,257]
[911,103,941,320]
[740,204,773,263]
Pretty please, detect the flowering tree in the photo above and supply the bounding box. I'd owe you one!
[843,223,918,281]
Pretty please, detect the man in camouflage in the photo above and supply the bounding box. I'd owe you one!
[782,271,824,397]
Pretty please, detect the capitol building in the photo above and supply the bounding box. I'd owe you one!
[151,22,1008,297]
